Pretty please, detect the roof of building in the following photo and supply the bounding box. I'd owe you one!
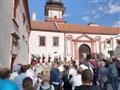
[31,21,120,35]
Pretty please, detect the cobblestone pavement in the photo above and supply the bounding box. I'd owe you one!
[107,81,120,90]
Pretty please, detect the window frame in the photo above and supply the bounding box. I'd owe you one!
[23,13,26,25]
[39,36,46,47]
[105,39,112,48]
[53,36,59,47]
[11,32,19,46]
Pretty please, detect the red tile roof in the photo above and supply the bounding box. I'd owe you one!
[31,21,120,35]
[31,21,58,31]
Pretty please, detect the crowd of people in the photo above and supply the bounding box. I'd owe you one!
[0,56,120,90]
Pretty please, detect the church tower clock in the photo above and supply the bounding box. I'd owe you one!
[45,0,65,23]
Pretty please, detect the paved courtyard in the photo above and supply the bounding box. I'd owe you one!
[107,81,120,90]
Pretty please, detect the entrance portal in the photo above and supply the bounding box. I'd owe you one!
[79,44,91,60]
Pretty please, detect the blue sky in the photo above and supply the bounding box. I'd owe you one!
[29,0,120,27]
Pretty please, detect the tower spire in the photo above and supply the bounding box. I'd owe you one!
[45,0,65,23]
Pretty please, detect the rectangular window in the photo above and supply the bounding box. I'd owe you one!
[53,37,59,46]
[23,13,26,25]
[108,50,114,57]
[107,40,111,44]
[39,36,46,46]
[105,39,112,48]
[11,32,19,46]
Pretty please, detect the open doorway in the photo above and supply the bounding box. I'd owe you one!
[79,44,91,60]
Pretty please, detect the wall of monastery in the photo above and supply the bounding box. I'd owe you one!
[29,31,65,61]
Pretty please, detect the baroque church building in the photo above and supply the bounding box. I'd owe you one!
[29,0,120,63]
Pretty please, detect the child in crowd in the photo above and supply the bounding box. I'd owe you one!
[22,77,35,90]
[40,74,54,90]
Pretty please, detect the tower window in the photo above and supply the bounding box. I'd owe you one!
[54,16,57,19]
[53,37,59,46]
[39,36,46,46]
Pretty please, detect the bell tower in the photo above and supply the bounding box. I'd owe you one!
[45,0,65,23]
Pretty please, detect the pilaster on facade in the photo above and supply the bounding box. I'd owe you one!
[66,35,73,59]
[73,41,78,60]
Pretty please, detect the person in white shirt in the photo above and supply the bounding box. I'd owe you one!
[34,72,43,90]
[79,59,93,74]
[10,64,21,81]
[69,67,83,90]
[26,64,37,87]
[68,61,76,77]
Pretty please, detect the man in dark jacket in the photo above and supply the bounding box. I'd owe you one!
[50,62,60,90]
[75,69,101,90]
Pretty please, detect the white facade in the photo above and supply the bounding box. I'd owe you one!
[114,35,120,56]
[100,34,120,58]
[29,30,119,62]
[0,0,30,68]
[65,33,117,60]
[29,31,65,61]
[48,10,62,18]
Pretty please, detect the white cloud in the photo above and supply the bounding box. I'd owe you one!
[98,6,104,11]
[91,7,105,19]
[94,14,101,19]
[112,21,120,27]
[89,0,99,3]
[63,13,71,18]
[91,10,96,14]
[83,2,120,22]
[82,16,91,21]
[107,4,120,14]
[94,12,107,19]
[90,3,120,20]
